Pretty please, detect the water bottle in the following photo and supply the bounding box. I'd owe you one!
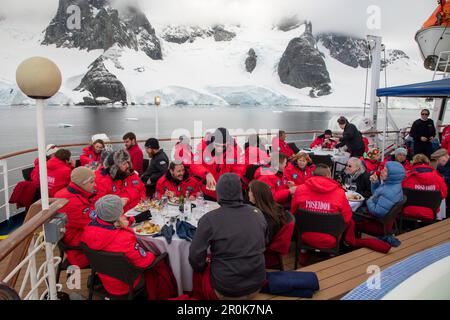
[196,191,205,214]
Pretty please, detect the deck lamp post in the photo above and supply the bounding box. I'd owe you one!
[16,57,62,300]
[154,96,161,139]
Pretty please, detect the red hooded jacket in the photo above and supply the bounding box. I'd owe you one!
[402,164,448,220]
[310,136,337,149]
[283,162,316,186]
[271,137,294,158]
[127,144,144,175]
[31,157,41,187]
[79,146,102,167]
[291,176,352,249]
[156,171,201,198]
[54,183,96,268]
[255,167,291,205]
[80,218,155,296]
[94,168,146,212]
[189,144,245,199]
[47,157,73,197]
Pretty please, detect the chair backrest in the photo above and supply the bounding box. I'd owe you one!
[295,209,346,238]
[267,218,295,255]
[80,242,143,287]
[22,167,34,181]
[380,195,407,224]
[309,154,333,169]
[402,188,442,215]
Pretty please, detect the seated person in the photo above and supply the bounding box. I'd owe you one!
[174,135,194,167]
[291,164,352,249]
[380,147,412,173]
[80,195,156,297]
[155,160,201,199]
[255,152,296,206]
[243,134,270,166]
[310,130,337,149]
[343,157,372,199]
[31,144,59,187]
[364,161,405,218]
[440,126,450,155]
[55,167,97,268]
[47,149,75,197]
[402,154,447,221]
[248,180,293,244]
[94,150,146,212]
[80,139,104,168]
[189,173,267,300]
[283,152,316,186]
[361,148,382,175]
[432,148,450,218]
[272,130,295,159]
[140,138,169,196]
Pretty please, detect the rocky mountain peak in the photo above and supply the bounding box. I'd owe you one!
[42,0,162,60]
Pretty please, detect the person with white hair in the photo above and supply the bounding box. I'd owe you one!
[344,157,372,199]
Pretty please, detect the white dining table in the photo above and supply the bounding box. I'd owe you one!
[299,148,350,172]
[126,200,220,295]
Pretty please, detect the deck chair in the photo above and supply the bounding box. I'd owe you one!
[80,242,167,300]
[353,196,407,237]
[400,188,442,231]
[294,209,346,269]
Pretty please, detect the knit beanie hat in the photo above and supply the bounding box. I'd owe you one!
[394,147,407,157]
[95,195,123,223]
[71,167,95,188]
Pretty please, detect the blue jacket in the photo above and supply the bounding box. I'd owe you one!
[367,161,405,218]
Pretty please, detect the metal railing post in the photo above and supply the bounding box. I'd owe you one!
[0,159,11,221]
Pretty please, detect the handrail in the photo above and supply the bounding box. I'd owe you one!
[0,128,426,161]
[0,198,67,263]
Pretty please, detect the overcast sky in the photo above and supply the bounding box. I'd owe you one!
[0,0,437,58]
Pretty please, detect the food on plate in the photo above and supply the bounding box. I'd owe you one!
[134,221,161,235]
[347,194,363,201]
[168,197,180,205]
[135,202,151,212]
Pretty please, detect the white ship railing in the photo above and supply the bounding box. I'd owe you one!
[433,51,450,80]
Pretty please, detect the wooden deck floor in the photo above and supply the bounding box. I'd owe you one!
[1,219,449,300]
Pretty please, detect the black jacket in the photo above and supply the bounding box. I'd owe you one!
[140,149,169,185]
[189,174,267,297]
[336,123,365,154]
[409,118,436,143]
[347,171,372,199]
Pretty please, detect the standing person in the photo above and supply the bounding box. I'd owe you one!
[409,109,436,159]
[140,138,169,197]
[80,139,104,168]
[123,132,144,175]
[47,149,75,197]
[272,130,295,159]
[189,173,267,300]
[431,148,450,219]
[335,116,365,157]
[54,167,97,268]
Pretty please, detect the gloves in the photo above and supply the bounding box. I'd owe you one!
[134,210,152,224]
[153,224,175,244]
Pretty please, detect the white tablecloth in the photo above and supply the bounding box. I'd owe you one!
[127,200,220,295]
[438,200,446,220]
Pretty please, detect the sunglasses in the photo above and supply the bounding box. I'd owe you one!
[421,113,429,116]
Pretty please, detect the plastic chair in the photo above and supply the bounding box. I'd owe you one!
[400,188,442,231]
[294,209,346,269]
[80,242,167,300]
[55,240,90,283]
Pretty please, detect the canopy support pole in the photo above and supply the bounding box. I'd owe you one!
[432,98,448,141]
[368,35,383,131]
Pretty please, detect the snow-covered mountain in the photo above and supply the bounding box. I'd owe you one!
[0,0,434,108]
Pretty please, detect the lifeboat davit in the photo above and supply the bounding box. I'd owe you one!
[415,0,450,71]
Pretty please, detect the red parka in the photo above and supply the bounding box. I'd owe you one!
[291,176,352,249]
[271,137,294,158]
[402,164,448,220]
[47,157,73,197]
[79,146,102,167]
[156,171,201,198]
[54,183,96,268]
[283,162,316,186]
[127,144,144,175]
[255,166,291,205]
